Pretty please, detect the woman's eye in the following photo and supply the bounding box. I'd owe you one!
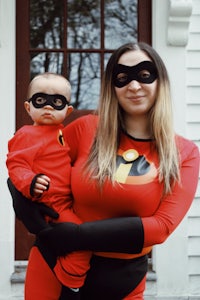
[117,73,128,82]
[53,98,63,106]
[138,70,151,79]
[35,97,46,104]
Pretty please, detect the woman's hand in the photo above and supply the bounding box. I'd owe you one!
[38,223,79,256]
[7,178,59,234]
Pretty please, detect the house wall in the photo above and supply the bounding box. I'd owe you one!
[186,0,200,296]
[150,0,200,298]
[0,0,16,299]
[0,0,199,299]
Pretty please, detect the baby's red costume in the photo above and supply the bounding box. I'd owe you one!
[6,124,91,289]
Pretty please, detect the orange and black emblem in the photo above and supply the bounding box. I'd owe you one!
[115,149,157,184]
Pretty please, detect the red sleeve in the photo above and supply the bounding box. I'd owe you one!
[143,140,199,246]
[63,114,98,163]
[6,129,40,198]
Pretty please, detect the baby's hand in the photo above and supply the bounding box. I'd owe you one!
[33,175,50,196]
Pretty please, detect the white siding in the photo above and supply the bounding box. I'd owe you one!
[186,0,200,296]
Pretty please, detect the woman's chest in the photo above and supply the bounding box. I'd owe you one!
[71,133,161,221]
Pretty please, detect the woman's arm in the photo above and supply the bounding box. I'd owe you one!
[38,216,144,256]
[38,139,199,255]
[7,178,59,234]
[143,143,200,246]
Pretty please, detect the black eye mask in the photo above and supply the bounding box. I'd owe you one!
[113,61,158,88]
[28,93,69,110]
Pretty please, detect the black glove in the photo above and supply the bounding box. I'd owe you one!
[7,178,59,234]
[38,217,144,256]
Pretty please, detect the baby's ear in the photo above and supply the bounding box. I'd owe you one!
[66,105,73,116]
[24,101,31,115]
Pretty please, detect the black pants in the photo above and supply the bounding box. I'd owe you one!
[37,240,147,300]
[81,255,148,300]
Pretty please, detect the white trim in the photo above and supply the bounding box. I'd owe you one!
[167,0,193,46]
[0,0,16,298]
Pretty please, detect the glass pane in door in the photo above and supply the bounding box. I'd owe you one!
[105,0,138,49]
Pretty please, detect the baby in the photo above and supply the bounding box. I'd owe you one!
[6,72,91,299]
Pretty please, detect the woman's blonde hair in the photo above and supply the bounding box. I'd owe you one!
[85,42,180,195]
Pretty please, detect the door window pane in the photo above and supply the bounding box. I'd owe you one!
[30,52,64,78]
[68,53,100,109]
[30,0,64,49]
[67,0,100,49]
[105,0,138,48]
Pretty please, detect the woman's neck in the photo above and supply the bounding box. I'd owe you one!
[124,115,153,140]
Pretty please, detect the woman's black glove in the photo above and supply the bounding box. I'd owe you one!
[38,217,144,256]
[7,178,59,234]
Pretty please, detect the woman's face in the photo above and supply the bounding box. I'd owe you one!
[114,50,158,118]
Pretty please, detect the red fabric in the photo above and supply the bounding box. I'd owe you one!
[7,124,71,210]
[64,114,199,248]
[18,115,200,298]
[26,247,145,299]
[7,124,91,288]
[25,247,61,300]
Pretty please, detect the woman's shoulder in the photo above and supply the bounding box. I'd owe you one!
[71,113,98,124]
[64,113,98,132]
[175,134,199,160]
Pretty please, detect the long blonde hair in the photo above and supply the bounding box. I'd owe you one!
[85,42,180,195]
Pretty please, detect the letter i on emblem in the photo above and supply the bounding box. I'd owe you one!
[58,129,65,146]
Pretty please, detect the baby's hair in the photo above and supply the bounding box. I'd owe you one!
[27,72,71,100]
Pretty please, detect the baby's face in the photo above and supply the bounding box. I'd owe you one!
[25,76,73,126]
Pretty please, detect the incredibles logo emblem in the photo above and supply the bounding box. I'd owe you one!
[114,149,157,184]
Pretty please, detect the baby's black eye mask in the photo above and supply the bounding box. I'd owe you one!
[113,61,158,88]
[28,93,69,110]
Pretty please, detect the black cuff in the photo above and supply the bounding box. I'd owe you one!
[79,217,144,254]
[30,173,49,197]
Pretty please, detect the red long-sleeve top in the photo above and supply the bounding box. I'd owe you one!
[63,114,199,258]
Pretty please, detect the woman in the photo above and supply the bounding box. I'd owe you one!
[10,42,199,299]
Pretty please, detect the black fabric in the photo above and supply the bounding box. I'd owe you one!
[38,217,144,256]
[30,173,49,197]
[81,255,148,300]
[38,223,78,256]
[59,286,80,300]
[80,217,144,254]
[34,237,57,270]
[113,61,158,88]
[28,93,69,110]
[7,178,58,234]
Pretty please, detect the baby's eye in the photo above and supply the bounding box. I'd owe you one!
[138,70,151,79]
[53,98,64,106]
[35,97,46,105]
[116,73,128,83]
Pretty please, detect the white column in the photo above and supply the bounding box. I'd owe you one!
[0,0,16,298]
